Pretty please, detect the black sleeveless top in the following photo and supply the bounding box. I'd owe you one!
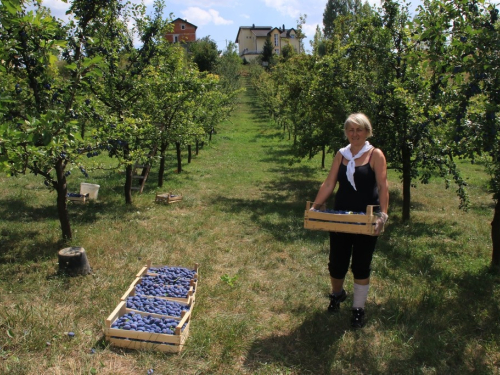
[334,153,380,213]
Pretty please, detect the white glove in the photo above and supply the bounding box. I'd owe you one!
[309,203,320,211]
[375,212,388,235]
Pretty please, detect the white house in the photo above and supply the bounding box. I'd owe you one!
[235,24,300,61]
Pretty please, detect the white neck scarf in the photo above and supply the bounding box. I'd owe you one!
[339,141,373,191]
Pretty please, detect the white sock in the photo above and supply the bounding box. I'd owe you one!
[352,283,369,309]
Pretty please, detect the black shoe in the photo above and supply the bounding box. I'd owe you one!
[328,290,347,312]
[351,308,365,328]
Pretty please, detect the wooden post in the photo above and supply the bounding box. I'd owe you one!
[58,247,91,276]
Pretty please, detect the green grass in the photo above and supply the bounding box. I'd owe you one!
[1,80,499,375]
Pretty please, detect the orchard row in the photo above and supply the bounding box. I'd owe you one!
[250,0,499,230]
[0,0,242,240]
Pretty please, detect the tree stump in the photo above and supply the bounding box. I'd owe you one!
[58,247,91,276]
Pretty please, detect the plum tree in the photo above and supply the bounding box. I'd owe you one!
[0,0,106,240]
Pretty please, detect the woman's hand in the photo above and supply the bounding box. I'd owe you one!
[374,212,388,235]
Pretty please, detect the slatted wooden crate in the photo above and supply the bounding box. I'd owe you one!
[122,296,193,320]
[66,193,89,204]
[304,201,383,236]
[105,301,191,353]
[155,192,183,204]
[136,261,199,292]
[120,277,195,305]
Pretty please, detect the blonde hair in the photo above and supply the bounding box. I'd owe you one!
[344,113,373,138]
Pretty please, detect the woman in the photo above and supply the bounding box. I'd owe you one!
[311,113,389,328]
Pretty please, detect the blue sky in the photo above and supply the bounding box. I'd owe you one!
[41,0,423,53]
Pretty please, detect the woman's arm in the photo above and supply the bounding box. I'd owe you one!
[311,151,343,210]
[371,148,389,235]
[371,148,389,214]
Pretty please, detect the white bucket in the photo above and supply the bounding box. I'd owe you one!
[80,183,100,200]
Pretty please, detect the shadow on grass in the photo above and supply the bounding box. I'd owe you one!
[258,146,301,165]
[0,198,59,222]
[0,148,196,266]
[0,188,151,266]
[375,265,500,372]
[234,156,498,373]
[244,310,353,374]
[211,193,320,243]
[244,84,280,125]
[209,171,410,246]
[220,111,500,372]
[243,265,500,374]
[0,228,64,264]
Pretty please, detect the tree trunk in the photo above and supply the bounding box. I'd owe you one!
[188,145,192,163]
[402,142,411,221]
[80,122,85,140]
[55,158,72,240]
[209,128,213,141]
[158,142,168,188]
[58,247,91,276]
[491,198,500,268]
[176,142,182,173]
[124,163,133,204]
[196,140,199,155]
[322,145,326,169]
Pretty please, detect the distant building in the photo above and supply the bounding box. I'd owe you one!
[165,18,197,43]
[235,24,300,61]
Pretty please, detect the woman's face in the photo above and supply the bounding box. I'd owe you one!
[345,123,368,146]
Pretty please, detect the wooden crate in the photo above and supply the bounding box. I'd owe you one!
[120,276,195,305]
[136,261,199,292]
[105,301,191,353]
[122,296,193,320]
[67,193,89,204]
[155,192,183,204]
[304,201,383,236]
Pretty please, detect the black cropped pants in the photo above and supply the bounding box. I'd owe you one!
[328,232,378,280]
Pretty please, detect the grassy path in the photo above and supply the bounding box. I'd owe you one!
[1,78,498,374]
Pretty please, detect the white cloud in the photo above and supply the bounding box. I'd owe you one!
[181,7,233,26]
[40,0,71,22]
[262,0,301,18]
[302,22,320,41]
[42,0,70,11]
[241,14,250,19]
[365,0,383,9]
[171,0,235,7]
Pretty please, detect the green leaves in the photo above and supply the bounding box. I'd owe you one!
[220,273,238,287]
[1,0,22,14]
[82,55,103,68]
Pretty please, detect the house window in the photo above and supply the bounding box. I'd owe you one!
[181,24,185,30]
[275,49,279,55]
[290,34,295,39]
[274,34,279,47]
[174,35,178,43]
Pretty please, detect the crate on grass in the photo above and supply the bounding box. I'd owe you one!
[105,301,191,353]
[304,201,384,236]
[121,276,195,305]
[136,261,199,293]
[66,192,89,204]
[124,295,193,320]
[155,192,183,204]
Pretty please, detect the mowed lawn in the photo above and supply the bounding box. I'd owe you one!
[0,79,498,375]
